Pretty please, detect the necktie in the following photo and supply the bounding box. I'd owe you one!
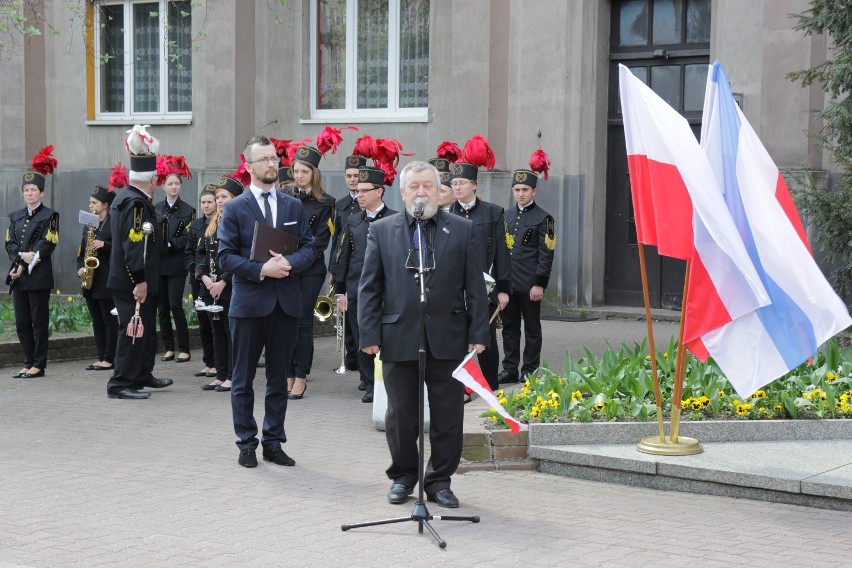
[412,221,428,267]
[261,192,274,226]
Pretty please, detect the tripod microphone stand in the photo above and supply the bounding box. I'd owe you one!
[341,206,480,548]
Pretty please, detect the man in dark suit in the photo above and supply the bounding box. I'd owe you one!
[218,135,316,468]
[107,147,173,399]
[358,160,488,509]
[334,164,396,403]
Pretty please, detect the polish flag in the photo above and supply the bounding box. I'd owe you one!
[618,64,770,345]
[453,351,527,433]
[692,61,851,397]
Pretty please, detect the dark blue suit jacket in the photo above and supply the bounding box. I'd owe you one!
[218,189,316,319]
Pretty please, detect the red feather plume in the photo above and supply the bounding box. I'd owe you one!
[378,161,397,187]
[529,148,551,180]
[435,141,462,163]
[269,137,292,159]
[316,125,358,155]
[31,145,58,175]
[371,138,414,169]
[232,154,252,186]
[108,162,128,191]
[352,135,375,159]
[284,137,314,166]
[461,135,495,169]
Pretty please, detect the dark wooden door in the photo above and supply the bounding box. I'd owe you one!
[604,0,711,309]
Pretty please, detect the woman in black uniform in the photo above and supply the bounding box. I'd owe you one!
[76,185,117,371]
[155,157,196,363]
[197,176,243,392]
[5,146,59,379]
[287,145,336,399]
[188,186,217,379]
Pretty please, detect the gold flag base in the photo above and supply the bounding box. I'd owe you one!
[636,435,703,456]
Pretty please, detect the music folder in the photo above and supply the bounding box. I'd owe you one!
[250,221,299,263]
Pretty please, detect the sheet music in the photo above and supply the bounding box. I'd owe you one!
[78,210,99,227]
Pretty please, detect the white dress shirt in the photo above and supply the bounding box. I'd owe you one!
[249,183,277,225]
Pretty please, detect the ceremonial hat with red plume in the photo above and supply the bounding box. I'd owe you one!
[23,145,58,191]
[512,148,551,189]
[451,135,495,183]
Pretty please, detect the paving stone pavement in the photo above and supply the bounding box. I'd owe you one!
[1,319,850,567]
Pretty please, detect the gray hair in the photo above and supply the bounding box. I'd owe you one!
[128,170,156,184]
[399,160,440,190]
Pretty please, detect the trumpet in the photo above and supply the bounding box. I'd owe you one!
[334,301,347,374]
[81,226,99,290]
[314,285,336,322]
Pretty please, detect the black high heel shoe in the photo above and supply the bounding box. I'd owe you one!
[22,369,45,378]
[288,381,307,400]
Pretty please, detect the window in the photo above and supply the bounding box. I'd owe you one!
[92,0,192,122]
[309,0,429,122]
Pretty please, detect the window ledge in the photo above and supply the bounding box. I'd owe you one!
[300,114,429,125]
[86,117,193,126]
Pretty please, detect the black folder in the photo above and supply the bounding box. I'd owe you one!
[250,221,299,263]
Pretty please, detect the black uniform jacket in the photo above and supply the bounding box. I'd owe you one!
[185,216,209,277]
[505,201,556,292]
[329,192,360,278]
[5,204,59,291]
[448,197,512,300]
[334,204,396,297]
[76,214,113,300]
[289,188,337,276]
[154,197,196,276]
[107,185,162,295]
[195,229,232,303]
[357,209,489,362]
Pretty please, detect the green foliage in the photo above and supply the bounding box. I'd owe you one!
[787,1,852,301]
[481,339,852,427]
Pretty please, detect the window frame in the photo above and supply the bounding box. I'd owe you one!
[91,0,193,124]
[306,0,429,124]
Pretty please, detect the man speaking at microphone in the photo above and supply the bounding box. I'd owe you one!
[358,160,488,508]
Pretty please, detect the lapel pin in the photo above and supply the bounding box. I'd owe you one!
[443,227,450,234]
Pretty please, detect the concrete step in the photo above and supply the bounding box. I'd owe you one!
[529,440,852,512]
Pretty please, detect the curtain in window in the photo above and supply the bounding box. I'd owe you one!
[99,4,125,113]
[398,0,428,108]
[318,0,347,109]
[357,0,388,109]
[168,1,192,112]
[133,2,160,113]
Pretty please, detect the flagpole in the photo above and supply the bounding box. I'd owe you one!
[669,260,691,444]
[637,242,666,443]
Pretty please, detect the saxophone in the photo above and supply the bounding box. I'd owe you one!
[81,226,99,290]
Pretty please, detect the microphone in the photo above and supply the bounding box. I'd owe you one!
[413,198,428,218]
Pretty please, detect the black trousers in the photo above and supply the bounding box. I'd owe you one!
[383,355,464,495]
[194,282,215,368]
[158,273,189,353]
[85,295,117,364]
[230,303,297,451]
[13,288,50,369]
[209,297,232,380]
[108,290,158,392]
[501,291,542,377]
[345,298,375,387]
[291,273,325,379]
[478,302,500,390]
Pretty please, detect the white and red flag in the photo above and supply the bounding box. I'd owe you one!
[452,351,527,434]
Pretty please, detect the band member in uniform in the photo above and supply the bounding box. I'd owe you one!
[217,135,316,468]
[499,149,556,385]
[106,125,173,399]
[447,135,511,391]
[188,186,217,379]
[287,142,337,399]
[155,156,196,363]
[77,184,117,372]
[358,160,488,509]
[5,146,59,379]
[334,162,396,403]
[198,176,243,392]
[429,140,462,213]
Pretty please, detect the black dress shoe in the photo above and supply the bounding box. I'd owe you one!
[362,390,373,403]
[262,446,296,466]
[161,353,175,362]
[387,483,413,504]
[141,377,173,389]
[85,364,98,371]
[12,371,28,378]
[194,370,208,377]
[427,488,459,508]
[22,370,45,378]
[357,379,366,391]
[94,365,113,371]
[200,382,221,391]
[108,388,151,400]
[215,384,231,392]
[497,370,519,384]
[176,353,191,363]
[238,449,257,468]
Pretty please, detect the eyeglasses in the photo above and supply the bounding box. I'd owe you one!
[450,180,472,188]
[247,156,280,165]
[355,188,379,195]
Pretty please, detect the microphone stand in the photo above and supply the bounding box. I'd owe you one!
[341,208,480,548]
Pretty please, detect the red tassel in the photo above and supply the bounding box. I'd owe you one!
[529,148,551,180]
[108,162,128,191]
[269,137,291,159]
[352,135,375,159]
[284,137,314,166]
[461,135,495,169]
[232,154,252,187]
[436,141,462,163]
[316,125,358,155]
[371,138,414,169]
[31,145,58,175]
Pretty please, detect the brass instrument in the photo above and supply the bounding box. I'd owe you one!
[81,226,99,290]
[334,300,347,374]
[314,285,335,322]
